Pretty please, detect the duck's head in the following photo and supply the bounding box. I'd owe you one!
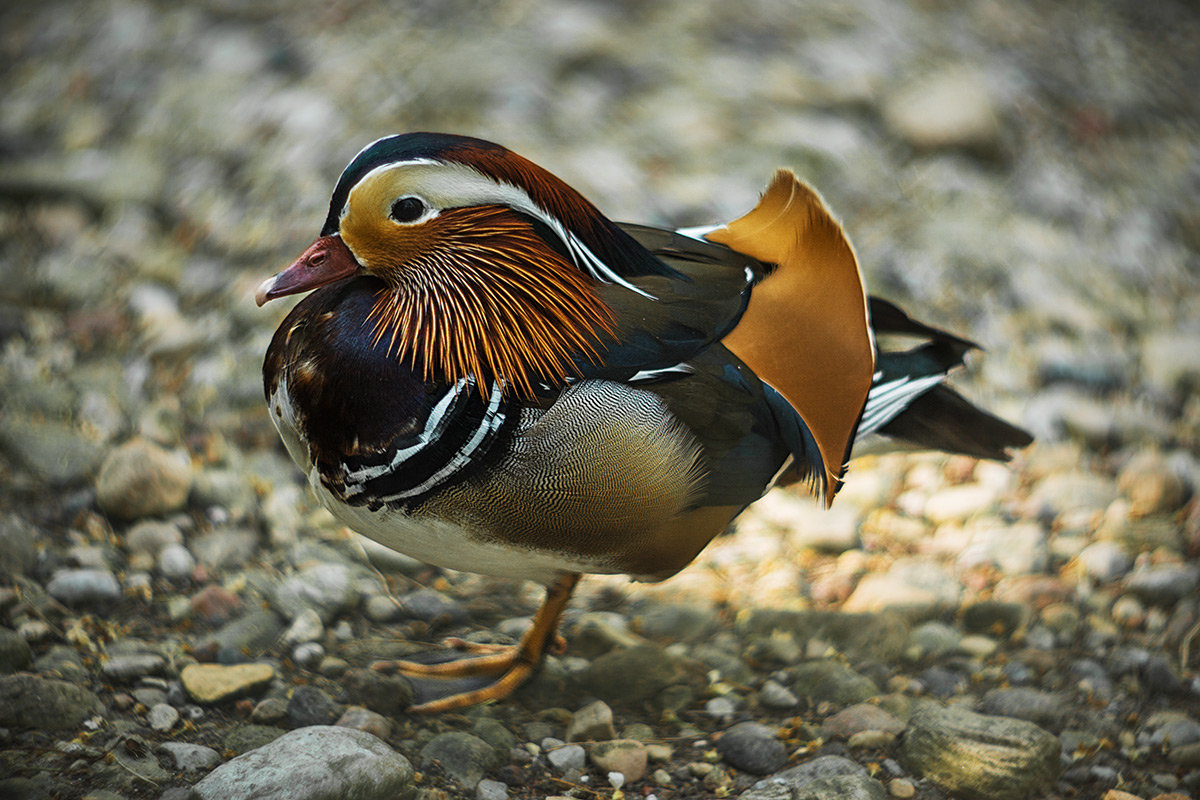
[255,133,670,394]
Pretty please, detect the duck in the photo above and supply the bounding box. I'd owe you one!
[255,132,1031,712]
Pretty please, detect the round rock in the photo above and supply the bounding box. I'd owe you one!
[823,703,906,739]
[717,721,787,775]
[159,741,222,772]
[46,568,121,606]
[566,699,615,742]
[96,438,192,520]
[287,685,342,727]
[420,732,499,790]
[272,563,359,623]
[589,739,648,783]
[547,743,587,774]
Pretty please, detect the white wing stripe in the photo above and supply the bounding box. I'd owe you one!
[859,374,943,435]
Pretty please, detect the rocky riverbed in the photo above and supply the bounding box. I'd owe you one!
[1,1,1198,799]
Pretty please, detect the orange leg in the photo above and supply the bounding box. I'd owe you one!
[371,573,580,714]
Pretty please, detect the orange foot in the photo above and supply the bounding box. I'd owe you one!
[371,573,579,713]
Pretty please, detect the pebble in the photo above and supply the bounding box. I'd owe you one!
[281,608,324,647]
[739,756,885,800]
[589,739,648,783]
[363,594,402,622]
[292,641,325,668]
[889,777,917,798]
[758,679,800,709]
[716,721,786,775]
[823,703,906,739]
[194,608,285,662]
[574,644,690,705]
[924,483,1001,523]
[1146,714,1200,749]
[181,662,276,704]
[1118,451,1186,516]
[547,743,587,773]
[339,667,413,716]
[1112,594,1146,628]
[191,527,260,569]
[158,543,196,578]
[476,779,509,800]
[790,660,879,705]
[159,741,222,772]
[472,718,517,758]
[959,521,1048,575]
[272,563,360,623]
[286,684,342,727]
[1126,564,1200,606]
[905,620,962,661]
[848,729,897,749]
[1077,540,1134,581]
[95,438,193,520]
[566,699,616,742]
[634,601,718,641]
[148,702,179,732]
[881,66,1002,154]
[99,651,165,682]
[336,705,393,739]
[705,696,738,720]
[188,585,243,623]
[251,697,289,725]
[842,559,961,617]
[420,732,500,790]
[918,666,968,698]
[192,726,413,800]
[978,687,1070,732]
[125,520,184,558]
[46,568,121,605]
[0,515,39,578]
[394,587,471,625]
[960,601,1027,637]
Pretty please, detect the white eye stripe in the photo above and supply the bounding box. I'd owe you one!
[350,159,657,300]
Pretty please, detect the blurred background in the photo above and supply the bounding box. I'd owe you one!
[0,0,1197,627]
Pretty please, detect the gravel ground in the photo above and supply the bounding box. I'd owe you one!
[1,1,1199,799]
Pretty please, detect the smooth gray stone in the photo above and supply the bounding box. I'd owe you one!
[192,726,413,800]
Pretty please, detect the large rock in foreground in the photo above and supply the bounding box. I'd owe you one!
[900,701,1061,800]
[192,726,413,800]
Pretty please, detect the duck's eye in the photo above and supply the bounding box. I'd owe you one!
[389,196,426,223]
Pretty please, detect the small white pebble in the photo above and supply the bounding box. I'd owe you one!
[608,771,625,789]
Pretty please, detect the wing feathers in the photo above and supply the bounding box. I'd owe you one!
[708,170,874,505]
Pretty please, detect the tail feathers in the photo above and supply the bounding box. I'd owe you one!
[874,383,1033,461]
[869,296,978,354]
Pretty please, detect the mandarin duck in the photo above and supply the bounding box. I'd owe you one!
[256,132,1031,712]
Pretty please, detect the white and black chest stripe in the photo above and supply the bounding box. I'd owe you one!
[314,378,515,512]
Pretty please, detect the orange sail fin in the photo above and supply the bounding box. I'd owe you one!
[709,170,874,505]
